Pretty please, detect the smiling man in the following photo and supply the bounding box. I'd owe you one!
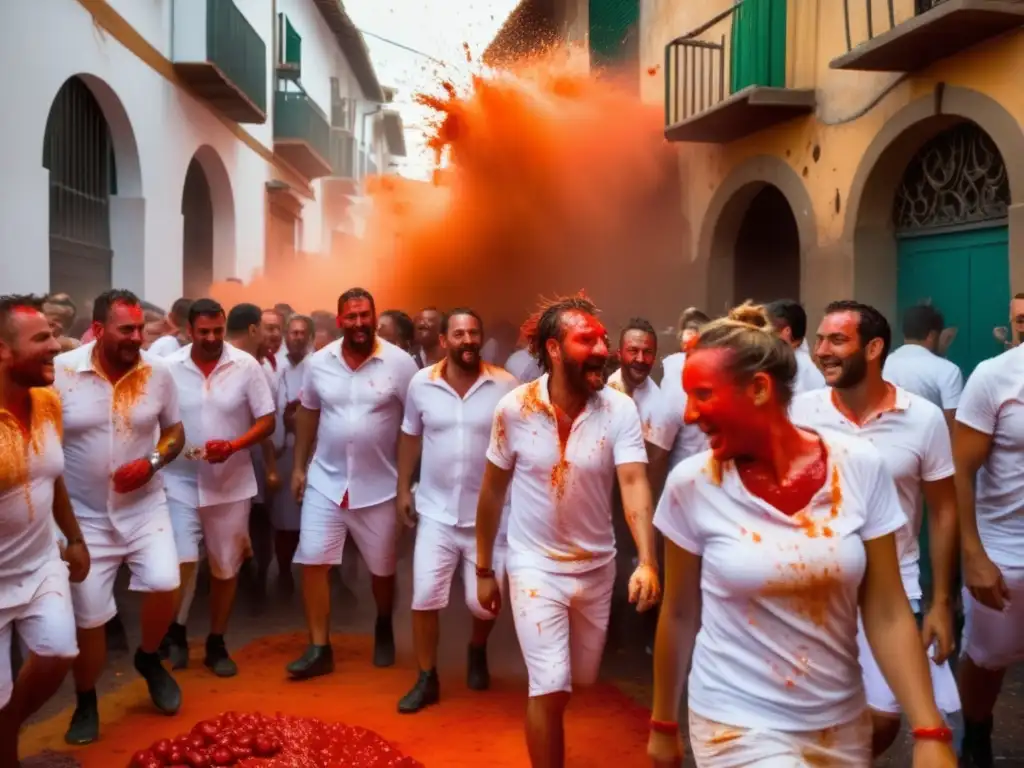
[474,295,660,768]
[288,288,418,679]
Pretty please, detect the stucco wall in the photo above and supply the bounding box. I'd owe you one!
[639,0,1024,325]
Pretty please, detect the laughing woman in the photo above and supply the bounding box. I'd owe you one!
[646,304,955,768]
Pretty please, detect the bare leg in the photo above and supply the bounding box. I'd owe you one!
[2,654,73,762]
[208,576,238,637]
[525,691,570,768]
[301,566,332,645]
[959,656,1004,765]
[412,610,439,671]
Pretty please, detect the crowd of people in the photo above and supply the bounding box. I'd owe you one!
[0,283,1020,768]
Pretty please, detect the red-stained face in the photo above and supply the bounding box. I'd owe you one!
[0,307,63,387]
[94,301,144,369]
[682,347,777,460]
[548,310,608,394]
[618,329,656,388]
[261,310,283,355]
[338,297,376,353]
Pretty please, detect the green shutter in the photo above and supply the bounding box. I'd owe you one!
[730,0,787,93]
[589,0,639,64]
[278,13,302,68]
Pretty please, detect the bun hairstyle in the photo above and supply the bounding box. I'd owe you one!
[691,301,798,405]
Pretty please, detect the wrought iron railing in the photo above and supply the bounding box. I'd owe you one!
[206,0,267,114]
[274,89,331,162]
[664,4,736,127]
[840,0,950,53]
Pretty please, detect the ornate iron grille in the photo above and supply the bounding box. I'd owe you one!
[42,77,114,301]
[893,122,1010,232]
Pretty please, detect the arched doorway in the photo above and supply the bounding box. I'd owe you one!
[893,121,1010,376]
[43,76,115,306]
[182,158,214,298]
[733,185,800,304]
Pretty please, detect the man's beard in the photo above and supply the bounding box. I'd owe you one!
[9,358,53,388]
[346,326,375,353]
[624,363,651,387]
[449,344,481,371]
[826,351,868,389]
[563,355,606,394]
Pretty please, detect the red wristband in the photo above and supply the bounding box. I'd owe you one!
[475,567,495,578]
[911,725,953,743]
[649,719,678,735]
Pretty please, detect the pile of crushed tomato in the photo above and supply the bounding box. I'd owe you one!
[128,711,423,767]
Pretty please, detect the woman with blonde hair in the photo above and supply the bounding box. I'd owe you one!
[647,303,956,767]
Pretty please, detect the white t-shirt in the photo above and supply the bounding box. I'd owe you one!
[654,431,906,731]
[606,369,680,452]
[0,388,66,608]
[162,343,276,507]
[793,343,826,395]
[402,361,518,527]
[486,374,648,574]
[54,343,181,535]
[148,334,184,358]
[955,344,1024,569]
[883,344,964,411]
[791,386,954,599]
[273,353,310,452]
[300,337,418,509]
[504,349,543,383]
[658,352,708,468]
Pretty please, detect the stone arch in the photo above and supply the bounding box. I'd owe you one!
[181,144,236,296]
[42,74,144,305]
[843,85,1024,321]
[697,155,817,314]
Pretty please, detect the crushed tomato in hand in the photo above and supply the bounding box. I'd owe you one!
[128,711,423,768]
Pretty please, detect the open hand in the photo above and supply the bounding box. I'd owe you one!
[921,600,954,664]
[63,541,91,583]
[396,489,417,528]
[292,467,307,505]
[647,730,683,768]
[964,550,1010,611]
[111,458,153,494]
[477,575,501,616]
[629,563,661,612]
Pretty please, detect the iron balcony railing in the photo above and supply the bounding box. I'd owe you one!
[274,89,331,162]
[206,0,267,114]
[665,4,735,127]
[839,0,949,53]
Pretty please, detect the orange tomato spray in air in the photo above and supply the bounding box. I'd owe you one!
[210,47,685,333]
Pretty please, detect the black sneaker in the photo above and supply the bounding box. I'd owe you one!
[203,634,238,678]
[286,644,335,680]
[134,648,181,715]
[961,717,994,768]
[397,669,439,714]
[373,617,395,668]
[466,643,490,691]
[159,622,189,670]
[64,690,99,745]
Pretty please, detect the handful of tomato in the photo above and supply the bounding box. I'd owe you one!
[128,711,422,768]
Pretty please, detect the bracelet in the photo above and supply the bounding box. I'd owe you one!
[910,725,953,743]
[475,567,495,579]
[67,536,85,546]
[649,719,679,735]
[147,451,163,472]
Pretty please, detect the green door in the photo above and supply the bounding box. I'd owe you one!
[730,0,787,93]
[896,226,1010,378]
[897,225,1010,596]
[589,0,639,65]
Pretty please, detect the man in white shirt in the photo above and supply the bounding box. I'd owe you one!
[271,314,313,593]
[884,304,963,428]
[0,295,89,767]
[504,342,543,384]
[54,291,186,746]
[377,309,415,355]
[395,309,518,713]
[766,299,826,395]
[953,339,1024,768]
[261,308,284,368]
[158,299,276,678]
[288,288,418,679]
[475,295,661,768]
[792,300,961,757]
[413,307,444,368]
[148,298,193,358]
[659,308,710,471]
[659,306,708,390]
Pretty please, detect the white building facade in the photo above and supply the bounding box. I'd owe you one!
[0,0,404,311]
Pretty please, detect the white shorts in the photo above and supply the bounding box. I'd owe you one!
[71,509,181,629]
[411,516,507,621]
[687,710,871,767]
[270,446,301,531]
[168,497,252,579]
[961,568,1024,670]
[0,559,78,709]
[507,558,615,697]
[856,609,961,715]
[294,487,397,577]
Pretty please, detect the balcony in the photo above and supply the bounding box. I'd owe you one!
[172,0,267,123]
[329,128,356,179]
[273,89,331,180]
[832,0,1024,72]
[664,0,815,143]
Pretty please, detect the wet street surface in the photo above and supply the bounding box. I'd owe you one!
[27,544,1024,766]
